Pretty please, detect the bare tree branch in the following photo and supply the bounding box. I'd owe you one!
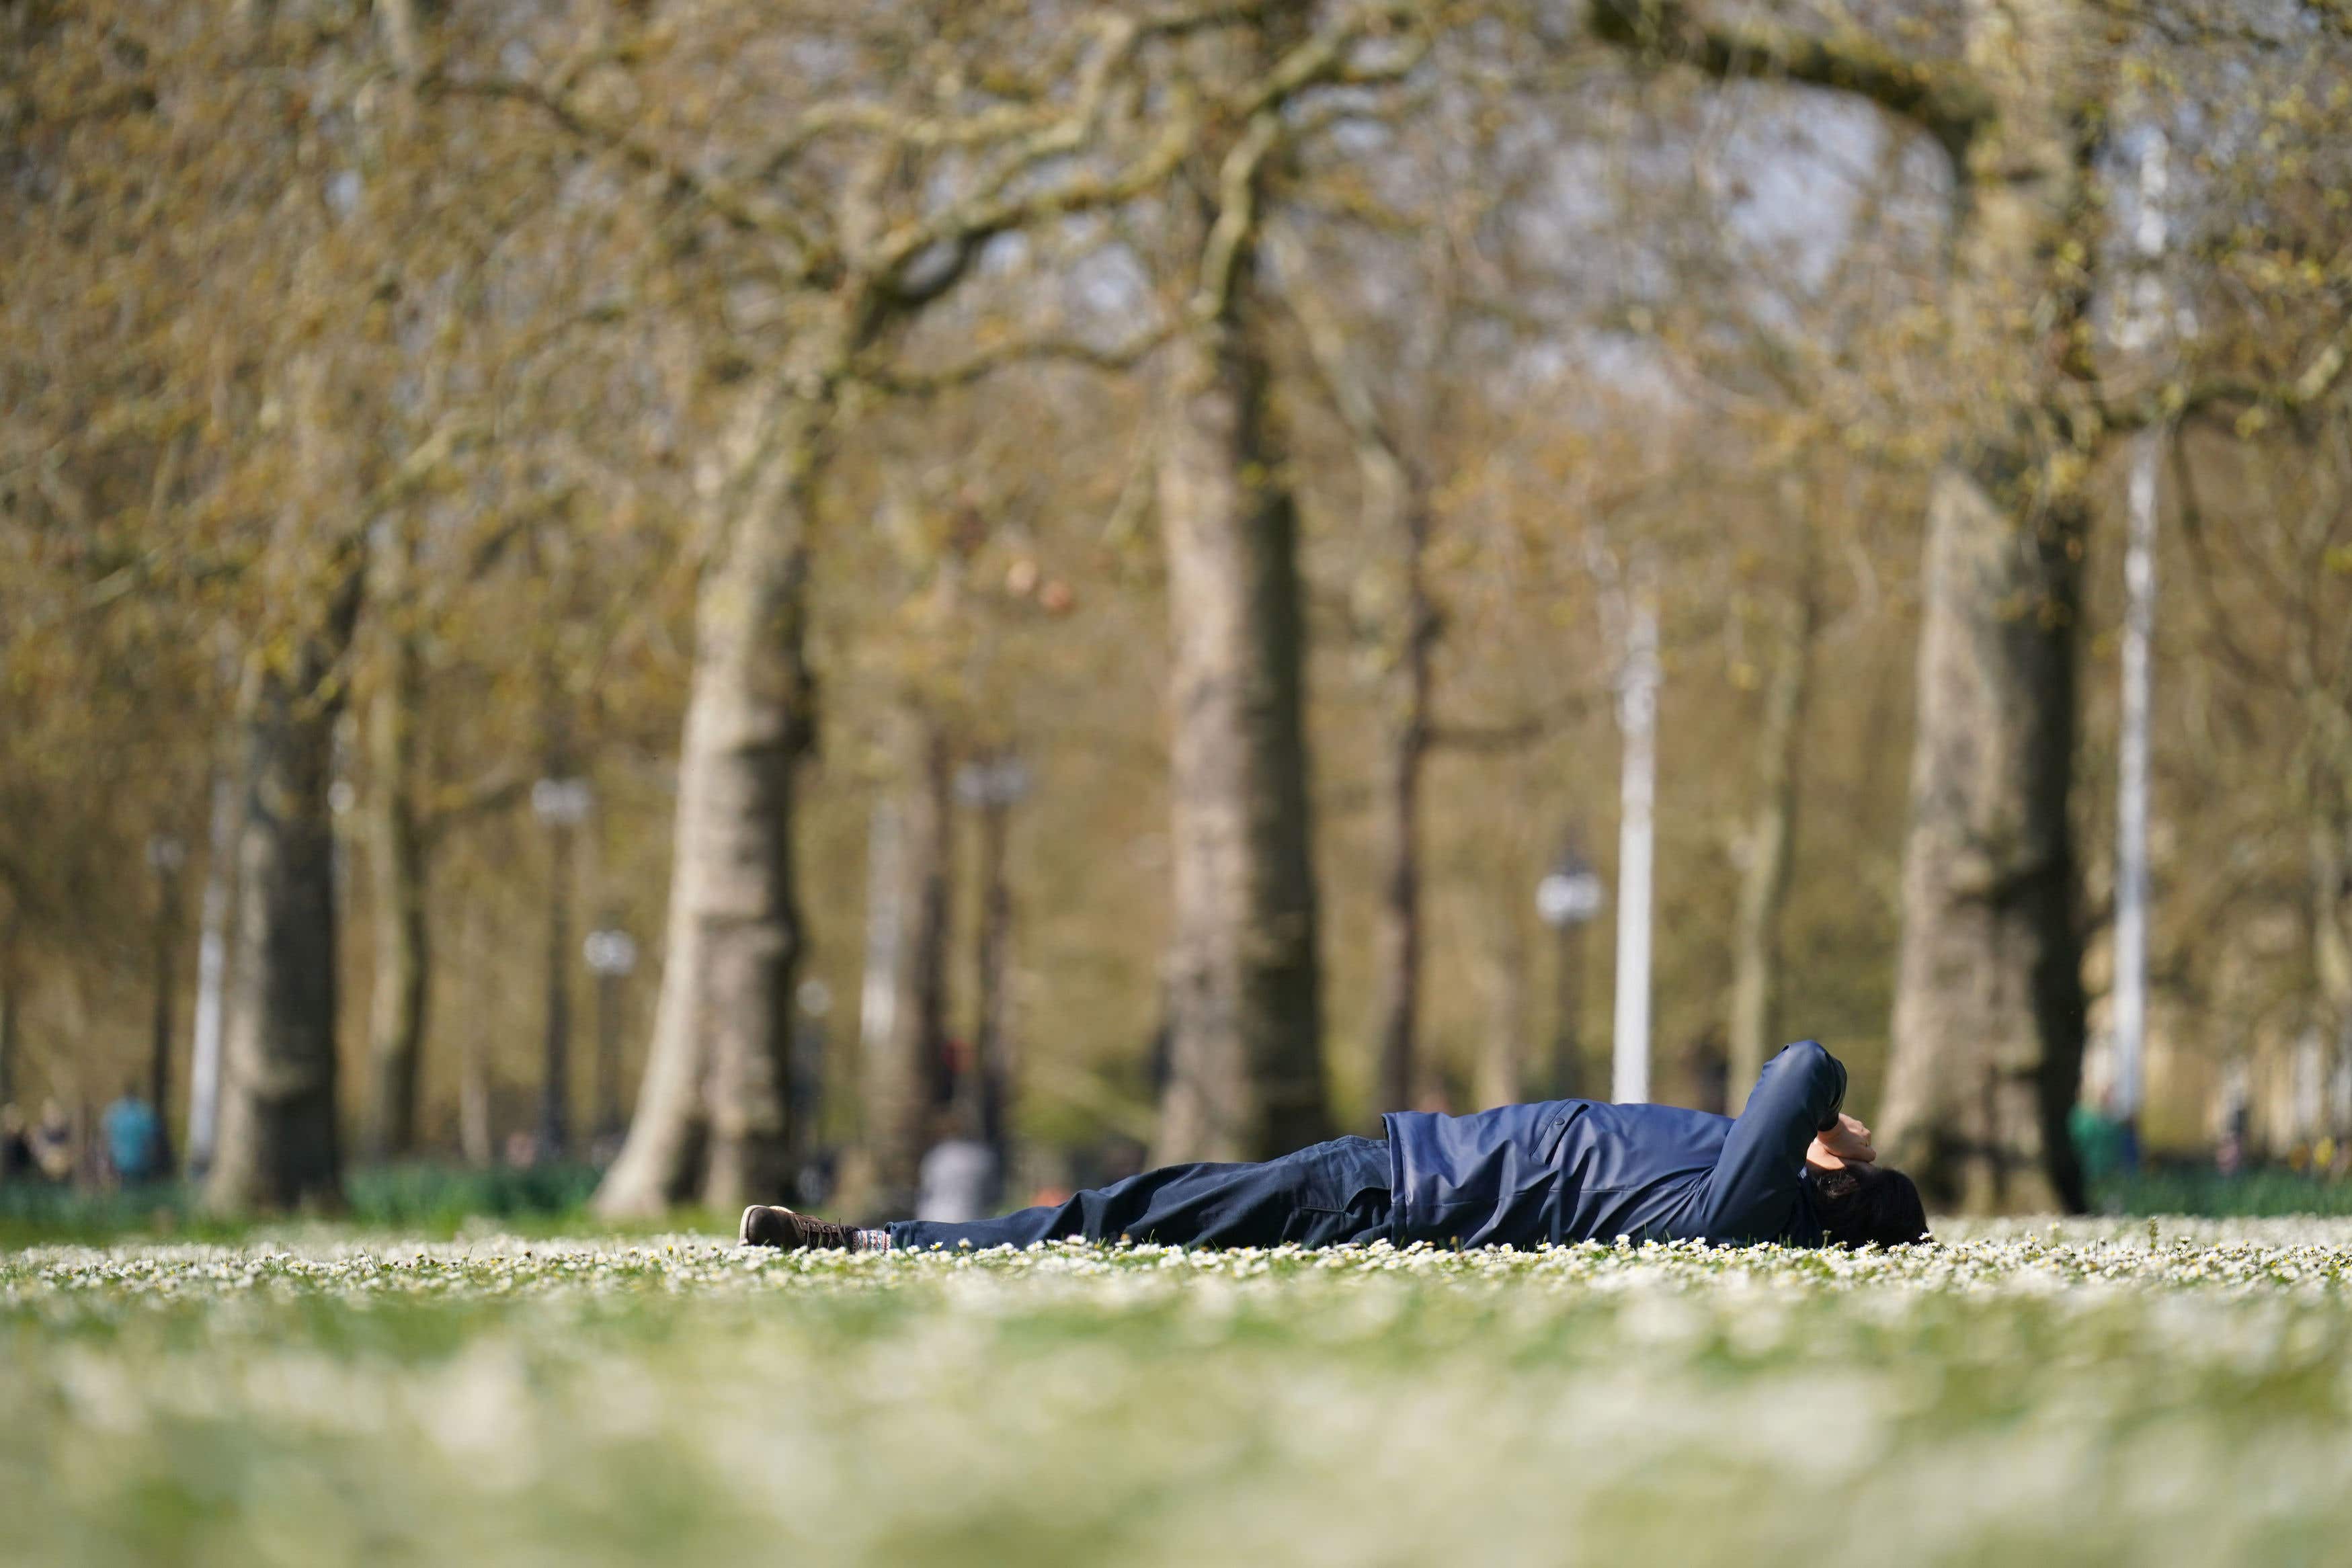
[1588,0,1994,163]
[2182,323,2352,424]
[1194,110,1287,319]
[862,91,1201,298]
[1233,1,1430,116]
[854,325,1176,397]
[420,769,532,847]
[750,2,1277,179]
[423,72,832,270]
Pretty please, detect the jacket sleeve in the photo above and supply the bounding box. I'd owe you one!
[1692,1039,1847,1243]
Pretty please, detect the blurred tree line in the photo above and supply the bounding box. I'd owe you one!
[2,0,2348,1217]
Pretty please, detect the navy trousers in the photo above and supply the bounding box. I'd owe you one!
[885,1134,1394,1251]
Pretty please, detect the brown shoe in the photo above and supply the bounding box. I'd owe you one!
[739,1204,866,1251]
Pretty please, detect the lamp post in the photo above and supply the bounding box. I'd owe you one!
[532,776,592,1161]
[582,925,637,1146]
[145,833,186,1171]
[184,773,237,1178]
[1537,849,1605,1101]
[2109,126,2179,1159]
[1613,587,1660,1106]
[955,755,1031,1157]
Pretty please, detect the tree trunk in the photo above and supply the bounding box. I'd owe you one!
[186,766,239,1175]
[1586,0,2103,1203]
[205,591,360,1214]
[860,708,952,1216]
[538,788,578,1162]
[967,782,1016,1154]
[1372,578,1431,1116]
[1360,406,1432,1123]
[854,795,905,1178]
[1274,218,1427,1122]
[147,852,180,1172]
[363,518,430,1161]
[1610,581,1660,1105]
[2107,430,2163,1128]
[0,921,17,1173]
[1475,884,1529,1109]
[594,964,626,1143]
[458,901,494,1167]
[1546,819,1592,1103]
[1878,470,2088,1212]
[593,395,817,1218]
[1875,0,2093,1214]
[2314,815,2352,1138]
[1727,575,1816,1109]
[1153,295,1330,1164]
[535,687,581,1164]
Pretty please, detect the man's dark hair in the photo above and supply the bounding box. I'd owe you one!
[1810,1165,1929,1248]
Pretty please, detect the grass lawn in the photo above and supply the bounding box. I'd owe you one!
[8,1218,2352,1567]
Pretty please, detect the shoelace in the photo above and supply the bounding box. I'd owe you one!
[799,1215,856,1249]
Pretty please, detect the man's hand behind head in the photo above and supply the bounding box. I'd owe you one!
[1806,1113,1877,1172]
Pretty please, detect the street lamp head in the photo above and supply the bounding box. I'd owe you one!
[532,777,594,827]
[583,928,638,976]
[1537,864,1605,929]
[955,757,1033,809]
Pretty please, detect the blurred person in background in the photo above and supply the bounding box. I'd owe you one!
[100,1082,161,1188]
[1,1104,32,1180]
[743,1040,1928,1255]
[915,1119,1000,1225]
[2069,1094,2136,1184]
[29,1098,74,1184]
[2215,1080,2252,1177]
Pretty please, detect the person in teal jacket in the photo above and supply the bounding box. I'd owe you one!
[741,1041,1927,1254]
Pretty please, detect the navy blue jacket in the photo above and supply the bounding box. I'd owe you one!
[1381,1040,1848,1247]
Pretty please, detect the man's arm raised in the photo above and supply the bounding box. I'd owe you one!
[1693,1040,1849,1242]
[1809,1113,1877,1171]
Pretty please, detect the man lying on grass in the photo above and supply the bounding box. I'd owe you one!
[741,1039,1929,1254]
